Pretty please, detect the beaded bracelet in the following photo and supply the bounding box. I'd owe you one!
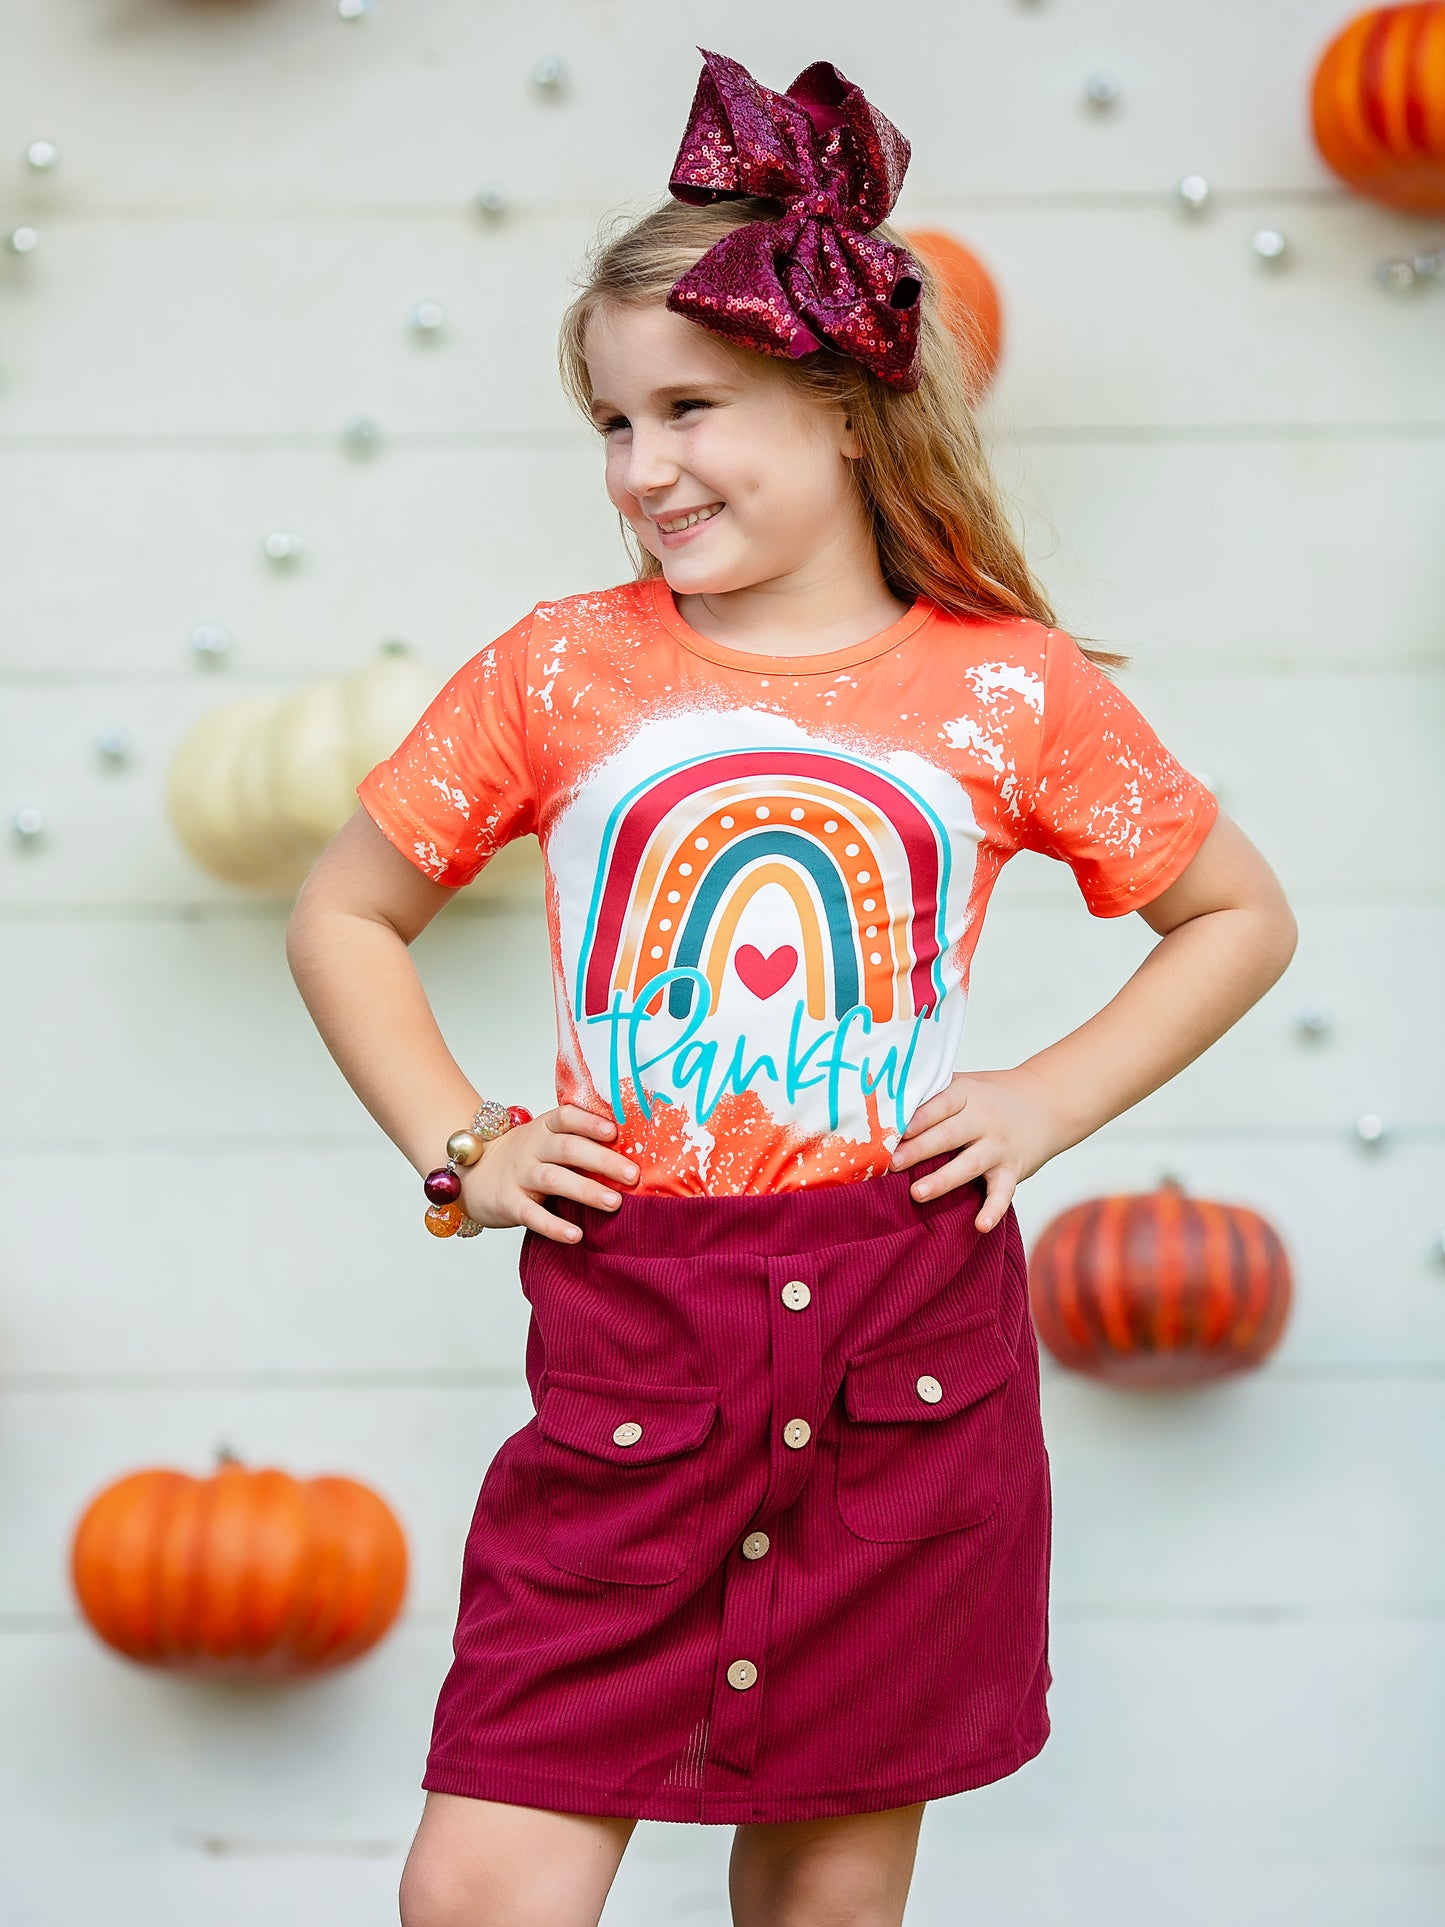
[422,1101,533,1239]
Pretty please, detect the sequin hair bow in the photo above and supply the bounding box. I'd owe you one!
[666,49,924,391]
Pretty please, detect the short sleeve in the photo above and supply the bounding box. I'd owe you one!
[355,610,538,888]
[1018,629,1219,916]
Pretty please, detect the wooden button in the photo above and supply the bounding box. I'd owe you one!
[612,1421,643,1446]
[915,1375,943,1405]
[783,1418,811,1449]
[780,1279,811,1311]
[741,1531,771,1561]
[726,1659,758,1691]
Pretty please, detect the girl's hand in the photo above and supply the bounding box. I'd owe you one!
[459,1103,639,1245]
[889,1067,1066,1233]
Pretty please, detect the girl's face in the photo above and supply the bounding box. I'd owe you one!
[584,302,868,598]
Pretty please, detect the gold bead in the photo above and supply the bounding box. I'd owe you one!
[447,1129,484,1167]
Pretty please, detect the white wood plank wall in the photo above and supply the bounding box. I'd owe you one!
[2,2,1442,1921]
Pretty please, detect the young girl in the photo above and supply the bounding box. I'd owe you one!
[286,50,1296,1927]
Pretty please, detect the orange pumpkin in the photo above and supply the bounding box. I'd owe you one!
[1029,1180,1293,1389]
[1311,3,1445,212]
[71,1454,408,1677]
[902,228,1004,397]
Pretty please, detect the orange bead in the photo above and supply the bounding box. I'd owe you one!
[424,1202,464,1238]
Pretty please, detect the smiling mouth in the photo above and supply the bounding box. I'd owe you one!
[654,501,724,534]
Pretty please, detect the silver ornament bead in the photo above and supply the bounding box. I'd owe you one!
[472,1099,512,1141]
[6,225,39,255]
[409,298,445,336]
[474,183,509,219]
[342,413,381,456]
[263,529,302,565]
[1177,174,1211,213]
[532,56,567,94]
[1376,257,1418,293]
[1084,72,1119,110]
[1354,1113,1388,1146]
[96,728,131,764]
[12,806,43,843]
[1251,227,1288,264]
[337,0,373,18]
[25,140,60,173]
[189,622,231,665]
[1294,1003,1332,1039]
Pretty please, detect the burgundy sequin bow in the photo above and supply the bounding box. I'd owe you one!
[666,49,923,391]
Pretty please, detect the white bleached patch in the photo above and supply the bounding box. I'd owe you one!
[940,714,1005,770]
[532,650,568,714]
[966,662,1044,712]
[425,773,470,816]
[680,1109,715,1180]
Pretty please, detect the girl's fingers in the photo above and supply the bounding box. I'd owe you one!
[516,1197,583,1243]
[896,1099,951,1143]
[530,1161,623,1211]
[892,1114,981,1171]
[551,1132,640,1184]
[552,1104,618,1138]
[908,1143,995,1200]
[521,1115,636,1184]
[974,1167,1017,1233]
[898,1078,968,1137]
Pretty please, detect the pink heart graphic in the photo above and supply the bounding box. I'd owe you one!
[734,943,798,1000]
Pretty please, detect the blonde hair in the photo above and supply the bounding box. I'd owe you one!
[559,197,1124,669]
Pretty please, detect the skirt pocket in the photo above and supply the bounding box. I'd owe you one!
[536,1370,719,1585]
[836,1312,1019,1542]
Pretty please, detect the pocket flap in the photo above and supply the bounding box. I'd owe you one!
[538,1371,718,1465]
[843,1314,1018,1423]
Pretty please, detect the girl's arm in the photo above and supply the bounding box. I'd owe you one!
[285,809,638,1241]
[889,811,1298,1230]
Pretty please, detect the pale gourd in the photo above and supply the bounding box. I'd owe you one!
[168,643,542,896]
[167,699,293,890]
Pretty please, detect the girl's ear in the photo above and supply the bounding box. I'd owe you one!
[840,413,863,462]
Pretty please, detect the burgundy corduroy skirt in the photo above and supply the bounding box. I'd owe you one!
[423,1148,1052,1824]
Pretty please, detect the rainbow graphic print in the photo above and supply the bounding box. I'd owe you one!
[550,713,980,1170]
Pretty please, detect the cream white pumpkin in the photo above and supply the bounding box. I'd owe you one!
[167,698,293,890]
[168,643,542,896]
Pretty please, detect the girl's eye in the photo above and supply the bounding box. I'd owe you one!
[596,400,709,433]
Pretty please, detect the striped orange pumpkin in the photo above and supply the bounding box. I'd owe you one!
[1311,3,1445,212]
[70,1454,408,1677]
[1029,1180,1293,1388]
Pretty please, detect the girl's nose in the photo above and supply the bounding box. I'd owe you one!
[621,422,679,499]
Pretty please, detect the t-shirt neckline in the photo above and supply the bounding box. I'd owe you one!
[648,575,938,675]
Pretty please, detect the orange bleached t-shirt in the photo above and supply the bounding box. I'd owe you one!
[357,578,1216,1197]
